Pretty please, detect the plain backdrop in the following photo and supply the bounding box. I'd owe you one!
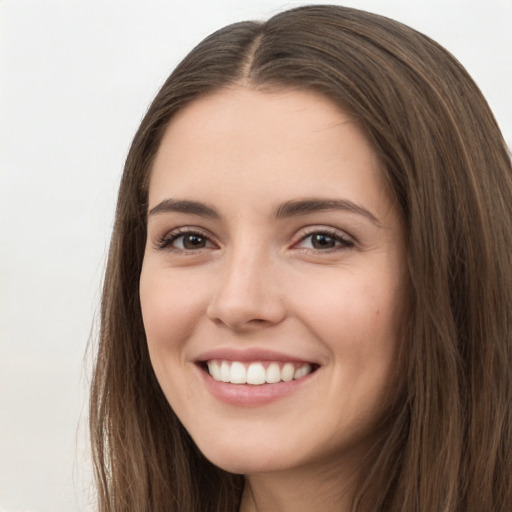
[1,1,511,511]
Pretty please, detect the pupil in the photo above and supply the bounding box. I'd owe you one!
[183,234,205,249]
[312,234,335,249]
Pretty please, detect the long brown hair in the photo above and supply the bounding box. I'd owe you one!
[89,5,512,511]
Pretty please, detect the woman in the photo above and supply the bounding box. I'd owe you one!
[89,5,512,511]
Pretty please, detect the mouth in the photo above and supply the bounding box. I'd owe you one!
[199,360,319,385]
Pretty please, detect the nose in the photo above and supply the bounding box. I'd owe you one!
[206,248,287,332]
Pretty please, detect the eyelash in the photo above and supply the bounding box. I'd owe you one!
[295,227,354,252]
[156,227,214,252]
[155,227,354,253]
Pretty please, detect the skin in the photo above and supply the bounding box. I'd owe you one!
[140,86,408,511]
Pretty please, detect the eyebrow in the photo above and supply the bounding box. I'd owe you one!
[148,199,220,219]
[273,198,382,226]
[148,197,381,226]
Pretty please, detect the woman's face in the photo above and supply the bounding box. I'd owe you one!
[140,87,407,476]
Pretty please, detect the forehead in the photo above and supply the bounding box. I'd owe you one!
[148,86,392,217]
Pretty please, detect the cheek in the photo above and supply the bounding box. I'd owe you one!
[139,266,204,402]
[139,266,206,349]
[139,270,208,409]
[294,270,404,348]
[291,268,405,407]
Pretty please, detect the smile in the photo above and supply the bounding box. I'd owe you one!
[206,360,314,385]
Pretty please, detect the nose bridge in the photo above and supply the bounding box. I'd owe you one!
[207,236,285,330]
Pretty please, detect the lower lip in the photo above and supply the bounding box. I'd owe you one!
[197,365,317,406]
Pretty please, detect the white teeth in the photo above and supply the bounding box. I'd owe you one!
[293,363,312,380]
[220,361,230,382]
[281,362,295,382]
[207,361,221,381]
[246,362,266,385]
[230,362,246,383]
[266,362,281,383]
[206,360,314,385]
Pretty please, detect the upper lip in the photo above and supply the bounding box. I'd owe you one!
[195,347,318,365]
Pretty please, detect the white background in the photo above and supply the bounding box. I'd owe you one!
[1,1,510,511]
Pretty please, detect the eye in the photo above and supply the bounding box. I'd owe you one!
[157,229,216,251]
[295,230,354,251]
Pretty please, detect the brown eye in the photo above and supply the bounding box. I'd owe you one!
[180,234,208,250]
[158,230,215,251]
[310,233,336,249]
[296,230,354,251]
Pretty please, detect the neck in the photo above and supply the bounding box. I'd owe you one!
[239,461,360,512]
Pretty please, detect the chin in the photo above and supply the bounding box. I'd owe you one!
[201,446,294,475]
[188,428,299,475]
